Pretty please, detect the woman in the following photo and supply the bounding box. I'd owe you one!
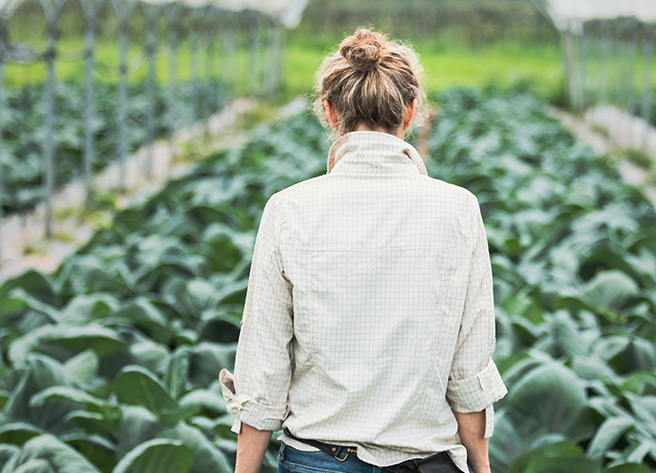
[219,28,508,473]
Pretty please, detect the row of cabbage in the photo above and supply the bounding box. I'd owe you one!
[0,86,654,472]
[0,78,227,216]
[0,111,328,472]
[426,86,656,472]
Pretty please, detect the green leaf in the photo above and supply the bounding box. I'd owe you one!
[129,340,170,374]
[29,386,110,414]
[165,347,190,400]
[0,433,102,473]
[114,366,178,416]
[602,464,652,473]
[108,298,176,345]
[59,433,116,471]
[506,362,594,441]
[12,458,52,473]
[178,389,227,415]
[511,441,597,473]
[0,270,58,318]
[64,410,121,438]
[111,438,193,473]
[63,349,99,386]
[0,444,20,469]
[0,423,46,444]
[582,270,639,314]
[161,422,232,473]
[9,324,129,367]
[188,342,236,387]
[3,355,79,432]
[587,417,635,459]
[116,406,161,460]
[58,294,120,324]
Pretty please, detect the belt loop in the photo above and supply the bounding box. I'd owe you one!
[333,445,350,461]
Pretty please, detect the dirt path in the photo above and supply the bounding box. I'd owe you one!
[549,104,656,207]
[0,98,261,285]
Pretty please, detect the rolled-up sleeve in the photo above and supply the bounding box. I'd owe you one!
[218,193,293,434]
[446,194,508,438]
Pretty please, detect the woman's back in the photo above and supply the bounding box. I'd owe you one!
[220,27,507,473]
[275,130,483,466]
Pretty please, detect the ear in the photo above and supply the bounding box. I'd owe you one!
[403,98,418,130]
[324,100,339,132]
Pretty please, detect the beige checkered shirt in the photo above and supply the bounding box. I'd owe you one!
[219,130,508,472]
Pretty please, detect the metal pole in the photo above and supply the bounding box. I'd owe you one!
[213,8,220,94]
[111,0,134,194]
[204,6,214,118]
[580,25,587,110]
[202,5,211,142]
[279,24,286,94]
[39,0,60,239]
[614,20,623,109]
[81,0,97,208]
[626,18,637,116]
[224,12,236,95]
[190,6,200,123]
[145,3,158,180]
[562,29,575,110]
[601,20,610,106]
[264,17,274,96]
[165,3,180,161]
[247,10,256,96]
[642,23,653,151]
[0,20,5,263]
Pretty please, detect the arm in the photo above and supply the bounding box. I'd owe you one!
[235,423,273,473]
[218,195,294,472]
[446,194,507,470]
[453,410,490,473]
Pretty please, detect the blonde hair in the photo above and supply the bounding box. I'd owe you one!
[313,27,429,137]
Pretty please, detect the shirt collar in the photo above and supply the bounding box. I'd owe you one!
[326,130,428,176]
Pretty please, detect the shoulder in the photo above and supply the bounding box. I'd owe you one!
[266,174,333,208]
[259,175,331,221]
[416,175,480,216]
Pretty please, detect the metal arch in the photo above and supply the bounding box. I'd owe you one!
[0,0,292,261]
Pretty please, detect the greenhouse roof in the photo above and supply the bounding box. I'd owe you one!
[0,0,308,28]
[536,0,656,32]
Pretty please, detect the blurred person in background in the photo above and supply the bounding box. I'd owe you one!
[219,27,507,473]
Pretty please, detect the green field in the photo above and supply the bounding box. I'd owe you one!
[285,33,565,104]
[5,34,564,103]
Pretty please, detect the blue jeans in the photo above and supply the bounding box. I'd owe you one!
[277,442,387,473]
[276,442,462,473]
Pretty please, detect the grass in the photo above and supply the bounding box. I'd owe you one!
[6,29,656,110]
[6,32,565,103]
[284,32,565,103]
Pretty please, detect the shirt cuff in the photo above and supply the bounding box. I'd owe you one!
[219,368,287,434]
[483,404,494,438]
[446,358,508,414]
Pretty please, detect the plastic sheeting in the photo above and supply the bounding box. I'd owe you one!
[0,0,308,27]
[537,0,656,33]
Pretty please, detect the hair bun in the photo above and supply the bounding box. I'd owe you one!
[339,29,382,72]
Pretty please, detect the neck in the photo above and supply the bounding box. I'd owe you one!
[354,124,405,140]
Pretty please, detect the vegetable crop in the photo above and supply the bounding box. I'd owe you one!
[428,86,656,472]
[0,86,654,472]
[0,78,227,216]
